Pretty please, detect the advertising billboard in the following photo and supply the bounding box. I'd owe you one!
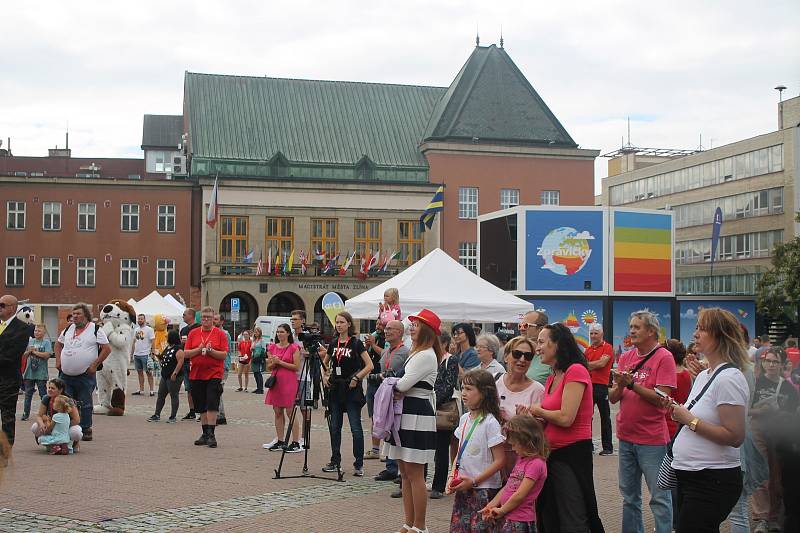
[528,298,604,352]
[611,299,672,355]
[610,209,674,296]
[678,300,756,347]
[524,208,606,295]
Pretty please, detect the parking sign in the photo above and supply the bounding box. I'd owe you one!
[230,298,240,312]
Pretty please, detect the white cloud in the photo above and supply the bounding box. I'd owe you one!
[0,0,797,181]
[681,308,697,319]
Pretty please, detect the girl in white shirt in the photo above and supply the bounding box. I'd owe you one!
[666,308,750,533]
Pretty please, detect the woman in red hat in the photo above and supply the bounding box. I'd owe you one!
[384,308,443,533]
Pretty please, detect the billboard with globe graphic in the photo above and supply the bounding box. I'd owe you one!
[524,208,607,294]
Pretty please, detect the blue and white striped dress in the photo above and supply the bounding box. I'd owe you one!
[384,348,438,464]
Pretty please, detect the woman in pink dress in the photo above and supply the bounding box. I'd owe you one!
[264,324,300,452]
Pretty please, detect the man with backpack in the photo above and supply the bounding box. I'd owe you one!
[55,303,111,442]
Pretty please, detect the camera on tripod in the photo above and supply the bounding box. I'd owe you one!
[298,327,323,355]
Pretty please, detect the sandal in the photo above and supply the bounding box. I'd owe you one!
[394,525,412,533]
[410,528,429,533]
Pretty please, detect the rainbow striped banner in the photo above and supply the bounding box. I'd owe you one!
[613,211,673,293]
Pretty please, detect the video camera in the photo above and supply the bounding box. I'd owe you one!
[298,327,323,356]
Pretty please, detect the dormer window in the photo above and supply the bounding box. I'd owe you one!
[269,151,289,178]
[356,155,375,180]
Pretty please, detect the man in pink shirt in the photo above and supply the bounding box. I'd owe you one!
[609,310,676,533]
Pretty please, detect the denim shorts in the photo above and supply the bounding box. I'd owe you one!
[133,355,150,372]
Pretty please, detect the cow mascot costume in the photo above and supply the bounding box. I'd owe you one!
[94,300,135,416]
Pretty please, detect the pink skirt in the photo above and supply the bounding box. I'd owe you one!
[264,368,299,408]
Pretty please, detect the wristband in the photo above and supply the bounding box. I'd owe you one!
[626,382,635,390]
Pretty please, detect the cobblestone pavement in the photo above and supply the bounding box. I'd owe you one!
[0,375,723,532]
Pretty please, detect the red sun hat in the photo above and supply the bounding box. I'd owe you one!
[409,308,441,336]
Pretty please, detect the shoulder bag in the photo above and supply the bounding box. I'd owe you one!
[657,362,735,489]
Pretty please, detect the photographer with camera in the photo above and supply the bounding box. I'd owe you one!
[365,320,387,460]
[288,310,315,450]
[372,320,410,482]
[319,312,373,476]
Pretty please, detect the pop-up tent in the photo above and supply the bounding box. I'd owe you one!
[127,290,184,323]
[345,248,533,323]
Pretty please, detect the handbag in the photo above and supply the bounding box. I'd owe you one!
[436,400,460,431]
[657,363,735,489]
[264,373,277,389]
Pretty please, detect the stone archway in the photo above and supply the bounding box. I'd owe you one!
[267,291,304,316]
[219,291,259,337]
[313,292,348,339]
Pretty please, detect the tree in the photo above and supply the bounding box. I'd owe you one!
[756,212,800,333]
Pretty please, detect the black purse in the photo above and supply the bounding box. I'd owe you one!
[264,374,277,389]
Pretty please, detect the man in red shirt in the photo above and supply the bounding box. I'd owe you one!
[585,323,614,455]
[610,310,676,533]
[184,306,228,448]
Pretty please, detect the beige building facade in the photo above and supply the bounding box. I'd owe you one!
[200,177,439,333]
[601,96,800,296]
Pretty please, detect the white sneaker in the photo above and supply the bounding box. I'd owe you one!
[262,437,279,449]
[298,438,305,448]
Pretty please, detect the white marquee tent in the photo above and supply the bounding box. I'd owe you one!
[345,248,533,323]
[127,290,184,323]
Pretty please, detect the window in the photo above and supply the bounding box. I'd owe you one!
[398,220,424,266]
[541,190,560,205]
[5,257,24,286]
[459,242,477,274]
[41,257,60,286]
[154,151,173,173]
[42,202,62,230]
[77,258,95,287]
[458,187,478,219]
[355,219,382,259]
[120,259,139,287]
[158,205,176,233]
[121,204,140,232]
[500,189,519,210]
[157,259,175,288]
[311,218,338,259]
[78,203,96,231]
[219,216,249,262]
[266,217,294,258]
[6,201,25,230]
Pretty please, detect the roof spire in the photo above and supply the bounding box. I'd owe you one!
[500,25,504,48]
[476,25,480,47]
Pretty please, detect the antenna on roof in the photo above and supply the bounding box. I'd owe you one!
[66,120,69,151]
[626,116,631,147]
[476,25,480,47]
[500,25,504,48]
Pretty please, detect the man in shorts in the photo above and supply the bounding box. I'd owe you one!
[130,314,156,396]
[179,308,199,420]
[184,307,228,448]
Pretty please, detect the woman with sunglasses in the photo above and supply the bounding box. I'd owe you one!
[496,336,544,478]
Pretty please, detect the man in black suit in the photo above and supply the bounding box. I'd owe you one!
[0,294,35,446]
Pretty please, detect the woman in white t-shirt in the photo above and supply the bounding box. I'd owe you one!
[496,336,544,479]
[667,308,750,533]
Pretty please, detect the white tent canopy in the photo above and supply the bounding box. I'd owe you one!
[345,248,533,323]
[163,294,186,314]
[127,290,184,323]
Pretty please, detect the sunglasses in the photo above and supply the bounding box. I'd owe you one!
[518,322,544,332]
[511,350,534,361]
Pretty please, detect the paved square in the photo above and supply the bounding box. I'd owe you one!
[1,376,725,532]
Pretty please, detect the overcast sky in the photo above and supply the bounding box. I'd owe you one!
[2,0,798,191]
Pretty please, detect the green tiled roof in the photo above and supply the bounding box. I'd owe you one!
[184,72,446,170]
[423,45,577,147]
[142,114,184,149]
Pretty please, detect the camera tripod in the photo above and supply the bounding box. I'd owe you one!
[273,348,344,482]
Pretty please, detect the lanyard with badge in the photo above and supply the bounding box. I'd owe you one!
[334,337,348,376]
[450,414,484,489]
[384,344,403,372]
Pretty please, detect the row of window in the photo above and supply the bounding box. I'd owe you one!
[219,217,425,266]
[4,257,176,288]
[610,144,784,205]
[457,188,560,219]
[673,187,784,228]
[458,242,477,273]
[675,230,784,265]
[5,201,176,233]
[677,273,763,296]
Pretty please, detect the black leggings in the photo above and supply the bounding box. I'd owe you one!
[154,376,181,419]
[432,429,452,492]
[676,467,742,533]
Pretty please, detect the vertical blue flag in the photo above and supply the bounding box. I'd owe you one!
[419,185,444,232]
[710,207,722,276]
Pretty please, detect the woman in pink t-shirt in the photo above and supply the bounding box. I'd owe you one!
[528,323,605,533]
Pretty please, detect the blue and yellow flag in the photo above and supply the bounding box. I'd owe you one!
[419,185,444,232]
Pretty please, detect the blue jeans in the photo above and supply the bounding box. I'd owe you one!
[59,372,96,431]
[328,393,365,470]
[23,379,47,417]
[618,439,672,533]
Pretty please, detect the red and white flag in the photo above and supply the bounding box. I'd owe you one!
[266,246,272,276]
[339,251,356,276]
[381,250,399,271]
[255,252,264,276]
[367,253,380,272]
[300,250,309,275]
[205,176,219,228]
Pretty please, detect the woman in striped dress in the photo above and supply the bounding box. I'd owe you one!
[384,309,442,533]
